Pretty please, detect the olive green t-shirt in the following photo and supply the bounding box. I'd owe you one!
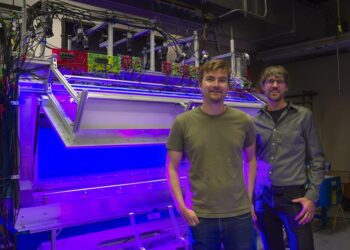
[167,107,255,218]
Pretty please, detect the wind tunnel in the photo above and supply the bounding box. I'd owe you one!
[15,56,264,249]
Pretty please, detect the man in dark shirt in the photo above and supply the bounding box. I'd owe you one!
[254,65,325,250]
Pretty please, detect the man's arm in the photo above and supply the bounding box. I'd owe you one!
[304,111,326,202]
[294,110,325,225]
[243,143,257,202]
[243,142,257,221]
[166,150,199,226]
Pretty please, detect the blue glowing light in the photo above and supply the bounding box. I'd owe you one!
[36,122,167,180]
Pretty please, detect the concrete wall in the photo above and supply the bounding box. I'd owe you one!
[285,52,350,171]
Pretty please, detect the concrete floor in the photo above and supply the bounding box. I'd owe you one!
[313,210,350,250]
[314,223,350,250]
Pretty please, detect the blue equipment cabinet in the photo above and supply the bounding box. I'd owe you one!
[318,176,342,207]
[316,175,342,226]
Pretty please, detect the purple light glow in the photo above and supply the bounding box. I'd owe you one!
[114,129,170,138]
[38,176,187,196]
[54,93,78,121]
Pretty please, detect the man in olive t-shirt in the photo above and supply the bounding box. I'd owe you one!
[166,59,257,250]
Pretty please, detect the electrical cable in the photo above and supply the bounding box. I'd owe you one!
[335,0,342,96]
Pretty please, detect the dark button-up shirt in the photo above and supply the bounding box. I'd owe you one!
[253,103,325,201]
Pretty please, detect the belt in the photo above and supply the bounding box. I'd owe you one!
[265,185,305,195]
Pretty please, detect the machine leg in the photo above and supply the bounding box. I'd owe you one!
[129,212,146,250]
[50,229,57,250]
[168,205,188,248]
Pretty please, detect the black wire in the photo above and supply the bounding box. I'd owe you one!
[24,0,184,56]
[0,14,20,248]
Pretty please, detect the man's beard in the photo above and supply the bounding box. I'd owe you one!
[207,91,225,103]
[267,91,284,102]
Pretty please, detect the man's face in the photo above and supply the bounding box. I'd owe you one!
[262,76,288,103]
[200,69,229,104]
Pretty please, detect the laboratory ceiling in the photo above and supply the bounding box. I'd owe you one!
[73,0,350,63]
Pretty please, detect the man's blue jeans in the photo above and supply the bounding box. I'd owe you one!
[189,213,257,250]
[255,185,314,250]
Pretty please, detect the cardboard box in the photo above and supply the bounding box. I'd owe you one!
[344,183,350,199]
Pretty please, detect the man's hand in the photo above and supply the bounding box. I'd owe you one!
[180,207,200,226]
[292,197,315,225]
[251,204,257,223]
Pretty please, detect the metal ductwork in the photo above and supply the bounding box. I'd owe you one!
[256,32,350,62]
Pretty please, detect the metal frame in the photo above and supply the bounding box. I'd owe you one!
[46,56,264,147]
[45,58,191,146]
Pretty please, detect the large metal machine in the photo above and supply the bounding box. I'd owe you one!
[1,1,264,249]
[15,57,263,249]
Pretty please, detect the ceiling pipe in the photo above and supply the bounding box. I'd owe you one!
[251,0,297,43]
[256,32,350,62]
[218,0,267,20]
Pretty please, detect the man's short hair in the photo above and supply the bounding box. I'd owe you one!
[259,65,289,87]
[198,59,231,85]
